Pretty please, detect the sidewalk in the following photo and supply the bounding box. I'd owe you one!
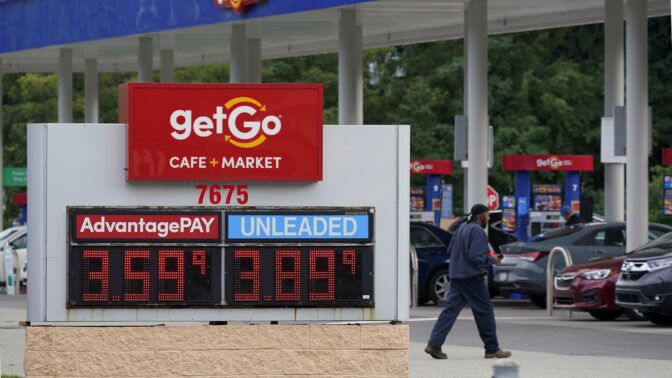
[409,342,670,378]
[0,294,26,377]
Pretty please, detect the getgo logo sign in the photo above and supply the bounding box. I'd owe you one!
[536,156,565,170]
[213,0,263,14]
[169,96,281,149]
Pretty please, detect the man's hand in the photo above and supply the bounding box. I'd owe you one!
[491,254,502,265]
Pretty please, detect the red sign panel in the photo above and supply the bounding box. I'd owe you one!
[663,148,672,166]
[410,160,453,175]
[502,155,594,171]
[119,83,323,181]
[74,213,220,241]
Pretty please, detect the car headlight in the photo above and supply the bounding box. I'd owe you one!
[579,269,611,280]
[645,257,672,272]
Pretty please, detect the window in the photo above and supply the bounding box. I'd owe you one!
[648,227,668,240]
[580,228,625,247]
[11,234,27,249]
[410,227,444,248]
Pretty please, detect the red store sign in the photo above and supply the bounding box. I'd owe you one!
[502,155,594,171]
[410,160,453,175]
[119,83,323,181]
[73,213,221,241]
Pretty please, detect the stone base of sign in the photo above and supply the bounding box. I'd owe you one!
[24,324,408,377]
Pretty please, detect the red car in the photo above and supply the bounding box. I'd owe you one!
[553,254,643,320]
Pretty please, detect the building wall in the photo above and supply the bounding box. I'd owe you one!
[24,324,409,377]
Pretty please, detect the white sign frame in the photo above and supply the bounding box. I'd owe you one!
[28,124,410,323]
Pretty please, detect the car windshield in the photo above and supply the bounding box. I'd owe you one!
[528,225,582,242]
[636,231,672,250]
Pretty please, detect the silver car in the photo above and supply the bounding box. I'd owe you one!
[495,222,671,308]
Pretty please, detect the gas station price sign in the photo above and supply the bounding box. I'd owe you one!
[67,207,374,308]
[224,209,375,307]
[67,208,222,307]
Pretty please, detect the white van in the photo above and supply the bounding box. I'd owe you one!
[0,226,28,289]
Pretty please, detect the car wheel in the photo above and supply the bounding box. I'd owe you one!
[642,312,672,326]
[623,308,646,321]
[528,293,547,309]
[588,310,624,321]
[429,269,450,305]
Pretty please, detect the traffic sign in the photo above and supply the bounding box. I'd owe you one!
[487,185,499,210]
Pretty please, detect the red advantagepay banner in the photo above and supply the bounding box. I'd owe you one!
[73,213,221,241]
[119,83,323,181]
[502,155,594,171]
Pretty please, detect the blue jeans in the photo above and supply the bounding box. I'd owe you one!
[427,275,499,353]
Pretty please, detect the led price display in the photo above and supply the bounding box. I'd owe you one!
[225,247,373,306]
[68,207,374,308]
[69,247,221,306]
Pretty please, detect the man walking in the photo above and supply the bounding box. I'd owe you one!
[424,203,511,360]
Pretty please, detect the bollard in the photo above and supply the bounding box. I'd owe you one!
[546,246,573,317]
[410,244,419,308]
[492,359,519,378]
[3,246,16,295]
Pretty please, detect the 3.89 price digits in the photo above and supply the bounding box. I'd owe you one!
[72,248,219,306]
[226,247,373,306]
[196,184,248,205]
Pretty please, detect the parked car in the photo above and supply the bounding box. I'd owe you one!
[495,222,671,308]
[411,222,498,304]
[0,226,28,289]
[553,253,644,320]
[615,232,672,326]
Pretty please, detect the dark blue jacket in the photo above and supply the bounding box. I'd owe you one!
[446,221,492,279]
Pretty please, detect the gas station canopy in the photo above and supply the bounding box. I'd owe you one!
[0,0,668,73]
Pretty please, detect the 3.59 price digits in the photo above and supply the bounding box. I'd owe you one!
[227,248,372,306]
[196,184,248,205]
[75,248,218,305]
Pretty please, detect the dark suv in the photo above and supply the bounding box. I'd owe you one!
[615,232,672,325]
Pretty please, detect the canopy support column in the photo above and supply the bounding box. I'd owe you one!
[138,37,154,82]
[58,48,73,122]
[604,0,625,222]
[625,0,648,250]
[230,24,247,83]
[338,9,363,125]
[466,0,488,208]
[84,58,99,123]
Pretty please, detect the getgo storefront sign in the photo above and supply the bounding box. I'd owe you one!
[502,154,593,172]
[119,83,323,181]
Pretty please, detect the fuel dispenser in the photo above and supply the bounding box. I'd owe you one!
[410,159,453,225]
[502,154,594,241]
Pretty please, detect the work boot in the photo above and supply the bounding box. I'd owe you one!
[424,346,447,359]
[485,348,512,359]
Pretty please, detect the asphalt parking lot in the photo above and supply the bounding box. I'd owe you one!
[410,299,672,377]
[2,295,672,377]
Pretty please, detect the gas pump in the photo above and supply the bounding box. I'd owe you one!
[502,154,594,241]
[410,160,453,225]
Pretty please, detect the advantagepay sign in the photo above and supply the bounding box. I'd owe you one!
[119,83,323,181]
[70,209,222,242]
